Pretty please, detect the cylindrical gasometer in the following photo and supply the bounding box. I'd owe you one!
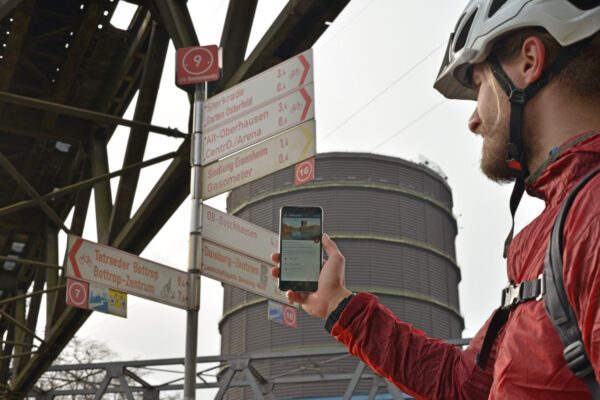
[220,152,463,399]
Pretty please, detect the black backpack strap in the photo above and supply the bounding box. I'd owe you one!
[477,167,600,386]
[477,276,544,369]
[544,167,600,397]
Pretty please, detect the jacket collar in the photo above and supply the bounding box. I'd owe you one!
[526,131,600,206]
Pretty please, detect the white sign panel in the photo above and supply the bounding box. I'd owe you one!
[203,49,313,132]
[202,84,314,165]
[201,240,291,305]
[202,204,277,263]
[202,120,316,199]
[65,235,189,309]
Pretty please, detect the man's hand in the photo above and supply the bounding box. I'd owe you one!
[271,233,352,319]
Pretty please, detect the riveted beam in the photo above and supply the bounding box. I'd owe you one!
[0,152,70,233]
[0,91,184,138]
[41,0,106,131]
[0,0,34,93]
[223,0,351,90]
[90,136,112,243]
[44,224,59,334]
[112,143,190,254]
[107,22,170,244]
[10,307,91,399]
[209,0,258,95]
[0,0,24,21]
[10,292,25,376]
[152,0,198,49]
[93,9,153,117]
[111,0,352,256]
[0,151,178,217]
[19,266,45,368]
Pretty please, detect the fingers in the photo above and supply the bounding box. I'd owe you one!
[270,253,280,278]
[271,252,280,264]
[271,266,279,278]
[287,290,308,304]
[322,233,343,262]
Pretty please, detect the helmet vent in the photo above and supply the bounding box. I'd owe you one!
[488,0,509,17]
[566,0,599,10]
[453,10,477,52]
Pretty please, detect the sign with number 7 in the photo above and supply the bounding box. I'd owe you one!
[66,278,89,309]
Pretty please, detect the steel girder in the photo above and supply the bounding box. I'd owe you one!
[29,345,474,398]
[0,0,353,397]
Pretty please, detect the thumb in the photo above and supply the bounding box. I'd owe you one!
[322,233,342,259]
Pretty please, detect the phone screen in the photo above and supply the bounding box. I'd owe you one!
[279,206,322,291]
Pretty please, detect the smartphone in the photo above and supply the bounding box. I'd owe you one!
[278,206,323,292]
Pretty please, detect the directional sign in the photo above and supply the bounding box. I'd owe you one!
[202,119,316,199]
[65,235,190,310]
[176,45,220,85]
[202,84,314,165]
[203,49,313,132]
[199,205,296,304]
[202,204,278,264]
[201,240,291,304]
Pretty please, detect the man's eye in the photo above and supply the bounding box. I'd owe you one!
[470,71,482,88]
[466,68,479,88]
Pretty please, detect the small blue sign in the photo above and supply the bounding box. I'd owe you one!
[268,300,283,324]
[89,285,109,313]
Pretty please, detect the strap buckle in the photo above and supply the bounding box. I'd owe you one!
[501,276,544,309]
[564,340,594,378]
[509,89,526,104]
[501,282,523,309]
[536,273,545,301]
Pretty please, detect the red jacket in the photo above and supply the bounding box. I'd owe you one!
[332,132,600,399]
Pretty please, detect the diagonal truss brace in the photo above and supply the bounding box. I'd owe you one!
[215,358,274,400]
[94,365,135,400]
[0,152,71,233]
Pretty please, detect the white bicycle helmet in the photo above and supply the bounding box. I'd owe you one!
[434,0,600,100]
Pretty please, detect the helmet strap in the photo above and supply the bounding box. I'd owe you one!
[486,39,589,258]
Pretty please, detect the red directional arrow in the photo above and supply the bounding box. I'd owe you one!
[299,54,311,86]
[300,88,312,121]
[68,238,83,278]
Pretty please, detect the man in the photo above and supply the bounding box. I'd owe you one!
[272,1,599,398]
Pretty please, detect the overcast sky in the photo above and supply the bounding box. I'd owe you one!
[53,0,546,395]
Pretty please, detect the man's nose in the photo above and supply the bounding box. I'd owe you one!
[468,108,481,134]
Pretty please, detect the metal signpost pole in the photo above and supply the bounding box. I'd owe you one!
[185,82,206,400]
[176,44,219,400]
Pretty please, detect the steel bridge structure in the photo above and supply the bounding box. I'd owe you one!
[27,342,470,399]
[0,0,352,397]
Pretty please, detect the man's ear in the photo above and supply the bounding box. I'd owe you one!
[521,36,546,85]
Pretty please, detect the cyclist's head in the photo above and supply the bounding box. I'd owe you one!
[434,0,600,101]
[434,0,599,257]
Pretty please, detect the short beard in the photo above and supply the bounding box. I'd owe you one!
[479,118,515,183]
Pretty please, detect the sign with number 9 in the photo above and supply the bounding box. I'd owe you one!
[176,45,220,86]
